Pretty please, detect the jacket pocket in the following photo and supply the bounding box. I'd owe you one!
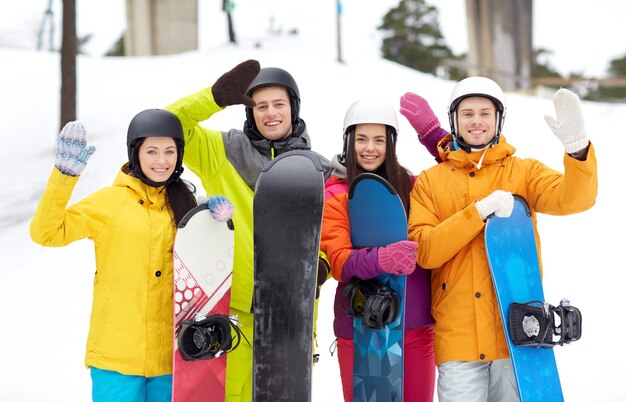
[431,266,451,310]
[91,298,112,348]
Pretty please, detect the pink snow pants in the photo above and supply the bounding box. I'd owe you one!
[337,326,436,402]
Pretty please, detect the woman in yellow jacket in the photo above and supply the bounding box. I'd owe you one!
[407,78,598,401]
[30,109,197,402]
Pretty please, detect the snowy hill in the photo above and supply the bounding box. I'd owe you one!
[1,26,624,401]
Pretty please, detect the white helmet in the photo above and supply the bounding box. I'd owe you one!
[343,100,399,134]
[341,100,399,164]
[447,76,506,152]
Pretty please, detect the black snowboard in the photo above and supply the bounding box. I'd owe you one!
[252,150,325,402]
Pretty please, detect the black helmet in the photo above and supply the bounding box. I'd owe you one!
[244,67,301,137]
[126,109,185,187]
[245,67,300,99]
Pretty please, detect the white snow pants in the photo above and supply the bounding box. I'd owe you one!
[437,359,519,402]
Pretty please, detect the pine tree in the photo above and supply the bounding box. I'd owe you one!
[592,53,626,100]
[378,0,455,76]
[609,54,626,77]
[105,34,125,57]
[532,48,562,88]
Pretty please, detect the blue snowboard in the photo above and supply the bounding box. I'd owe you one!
[348,173,407,402]
[485,195,564,402]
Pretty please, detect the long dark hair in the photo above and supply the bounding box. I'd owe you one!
[167,179,197,227]
[345,126,413,213]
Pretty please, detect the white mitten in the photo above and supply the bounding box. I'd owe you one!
[475,190,514,221]
[544,88,589,154]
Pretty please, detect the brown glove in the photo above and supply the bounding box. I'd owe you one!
[212,59,260,108]
[316,256,331,299]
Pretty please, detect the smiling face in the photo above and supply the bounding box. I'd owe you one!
[138,136,177,183]
[456,96,497,147]
[353,123,387,172]
[251,86,293,141]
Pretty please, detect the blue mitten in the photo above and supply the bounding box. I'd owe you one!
[207,195,234,221]
[55,121,96,176]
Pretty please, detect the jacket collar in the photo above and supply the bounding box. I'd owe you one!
[245,119,312,159]
[441,134,516,170]
[226,122,314,190]
[115,164,168,207]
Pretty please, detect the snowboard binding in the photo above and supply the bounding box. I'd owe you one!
[178,314,248,361]
[342,278,400,330]
[508,299,582,348]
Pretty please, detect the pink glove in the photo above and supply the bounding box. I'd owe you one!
[400,92,441,139]
[377,240,418,275]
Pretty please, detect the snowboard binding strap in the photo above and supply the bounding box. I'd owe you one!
[508,299,582,348]
[178,314,249,361]
[342,278,400,330]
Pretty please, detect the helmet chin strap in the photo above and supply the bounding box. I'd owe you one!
[453,136,492,153]
[452,136,497,170]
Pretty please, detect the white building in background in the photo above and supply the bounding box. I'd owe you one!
[465,0,533,90]
[125,0,198,56]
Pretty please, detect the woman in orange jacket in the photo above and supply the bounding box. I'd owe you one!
[408,77,598,401]
[30,110,197,402]
[320,96,447,401]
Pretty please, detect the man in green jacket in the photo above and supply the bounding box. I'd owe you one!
[166,60,331,401]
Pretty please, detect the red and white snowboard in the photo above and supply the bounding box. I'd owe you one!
[172,199,235,402]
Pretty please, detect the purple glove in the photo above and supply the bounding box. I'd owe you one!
[377,240,418,275]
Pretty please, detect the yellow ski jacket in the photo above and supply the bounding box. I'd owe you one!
[30,167,176,376]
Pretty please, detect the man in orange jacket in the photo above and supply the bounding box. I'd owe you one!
[407,77,598,401]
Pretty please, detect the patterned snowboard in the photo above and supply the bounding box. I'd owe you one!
[348,173,407,402]
[172,201,235,402]
[485,195,564,402]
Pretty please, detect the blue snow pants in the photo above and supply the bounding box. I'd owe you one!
[90,367,172,402]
